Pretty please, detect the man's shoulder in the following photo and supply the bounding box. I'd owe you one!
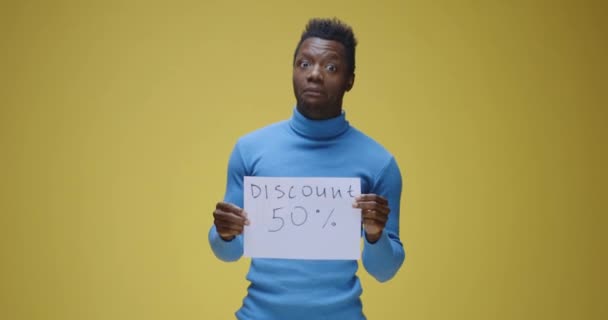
[236,119,290,146]
[348,125,394,158]
[347,126,402,183]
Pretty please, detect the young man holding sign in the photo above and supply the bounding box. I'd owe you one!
[209,18,405,319]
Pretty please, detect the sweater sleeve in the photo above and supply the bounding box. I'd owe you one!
[362,156,406,282]
[208,142,247,262]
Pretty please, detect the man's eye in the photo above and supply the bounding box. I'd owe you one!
[299,61,310,68]
[325,64,337,72]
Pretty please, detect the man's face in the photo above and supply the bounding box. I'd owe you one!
[293,37,354,120]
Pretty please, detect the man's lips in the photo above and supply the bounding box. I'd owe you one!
[302,88,324,96]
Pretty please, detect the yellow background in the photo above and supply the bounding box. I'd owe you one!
[1,0,606,319]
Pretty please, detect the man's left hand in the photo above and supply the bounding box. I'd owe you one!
[353,194,390,243]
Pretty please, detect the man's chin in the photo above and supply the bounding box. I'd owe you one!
[297,103,340,120]
[296,103,323,118]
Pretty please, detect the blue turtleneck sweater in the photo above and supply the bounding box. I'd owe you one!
[209,108,405,319]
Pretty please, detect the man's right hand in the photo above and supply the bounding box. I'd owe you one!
[213,202,250,241]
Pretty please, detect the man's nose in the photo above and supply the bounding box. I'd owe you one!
[307,65,323,82]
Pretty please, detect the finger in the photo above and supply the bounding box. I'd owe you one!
[216,228,241,239]
[216,202,248,218]
[215,220,244,234]
[355,201,390,213]
[355,194,388,205]
[353,202,390,215]
[214,209,249,226]
[363,219,385,234]
[361,210,389,223]
[217,228,240,240]
[214,202,250,225]
[363,218,385,228]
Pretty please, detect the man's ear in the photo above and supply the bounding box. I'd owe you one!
[346,73,355,92]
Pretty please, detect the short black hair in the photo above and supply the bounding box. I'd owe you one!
[294,17,358,74]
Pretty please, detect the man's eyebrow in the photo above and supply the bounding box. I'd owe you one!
[321,52,341,59]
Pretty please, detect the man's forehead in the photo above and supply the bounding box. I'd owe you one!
[297,37,346,58]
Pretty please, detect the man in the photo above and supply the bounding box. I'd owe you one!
[209,18,405,319]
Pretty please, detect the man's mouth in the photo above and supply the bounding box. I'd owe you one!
[303,89,324,96]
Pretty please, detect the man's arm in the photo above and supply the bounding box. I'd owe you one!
[208,142,248,262]
[360,157,406,282]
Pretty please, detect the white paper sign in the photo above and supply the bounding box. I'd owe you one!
[243,176,361,260]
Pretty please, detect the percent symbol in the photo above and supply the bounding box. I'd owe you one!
[321,208,336,228]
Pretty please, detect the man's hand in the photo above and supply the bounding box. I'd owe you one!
[353,194,390,243]
[213,202,250,241]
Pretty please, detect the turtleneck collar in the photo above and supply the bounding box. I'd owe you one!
[288,107,350,140]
